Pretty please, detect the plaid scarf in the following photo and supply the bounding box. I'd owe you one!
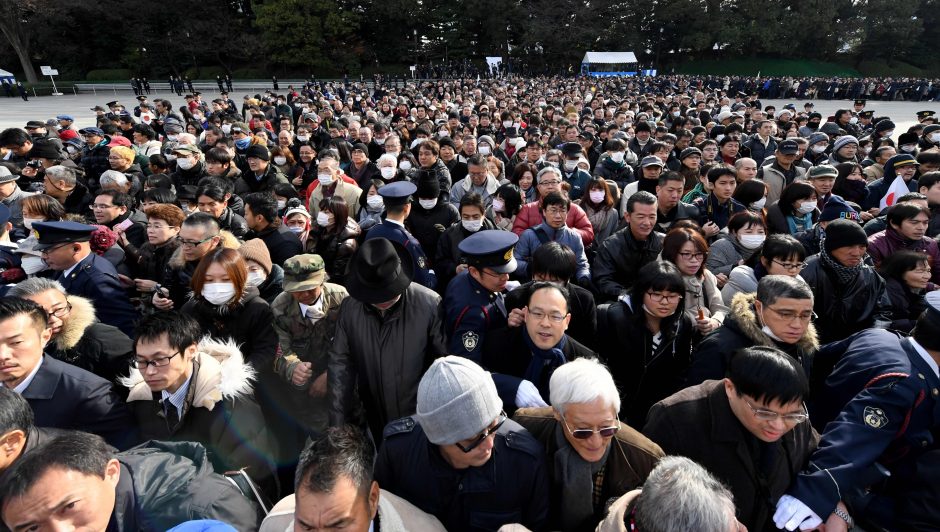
[819,232,864,284]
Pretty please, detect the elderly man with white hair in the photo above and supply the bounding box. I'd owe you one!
[513,357,663,530]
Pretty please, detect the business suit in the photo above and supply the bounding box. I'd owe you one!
[56,253,138,337]
[22,355,137,449]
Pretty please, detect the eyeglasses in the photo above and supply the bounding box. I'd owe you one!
[562,415,621,439]
[677,251,705,260]
[176,235,215,247]
[134,350,183,369]
[481,268,509,279]
[89,203,118,210]
[39,243,72,256]
[771,259,807,272]
[44,303,72,319]
[646,291,683,303]
[765,306,815,323]
[544,207,568,216]
[527,307,568,323]
[455,412,507,452]
[743,399,808,424]
[538,180,561,186]
[146,223,174,230]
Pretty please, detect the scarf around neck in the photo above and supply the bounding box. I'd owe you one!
[553,423,610,530]
[819,232,864,284]
[521,327,568,389]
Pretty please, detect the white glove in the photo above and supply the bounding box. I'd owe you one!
[773,495,823,531]
[515,380,548,408]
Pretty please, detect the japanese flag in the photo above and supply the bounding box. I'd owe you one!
[880,176,909,210]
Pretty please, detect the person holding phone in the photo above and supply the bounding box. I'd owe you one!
[92,190,147,248]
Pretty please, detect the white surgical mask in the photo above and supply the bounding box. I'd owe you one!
[23,217,42,230]
[564,160,578,171]
[882,130,894,138]
[246,270,266,287]
[274,156,287,166]
[462,219,483,232]
[478,145,491,155]
[166,154,178,162]
[492,198,505,213]
[797,201,817,215]
[750,197,767,210]
[715,134,725,142]
[166,134,178,142]
[812,145,827,154]
[21,255,46,275]
[316,211,332,226]
[931,133,940,143]
[419,198,438,210]
[589,190,606,203]
[380,167,396,179]
[202,282,237,305]
[318,173,334,186]
[375,137,386,145]
[288,225,305,234]
[221,124,232,134]
[850,116,858,124]
[901,144,916,152]
[739,234,766,250]
[176,157,194,170]
[399,160,413,171]
[276,200,286,210]
[296,135,309,142]
[367,195,385,210]
[610,151,625,163]
[502,120,513,128]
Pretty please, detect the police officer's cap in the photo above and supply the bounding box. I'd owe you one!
[378,181,417,207]
[918,110,936,120]
[854,99,866,106]
[858,110,874,119]
[458,231,518,274]
[32,221,95,251]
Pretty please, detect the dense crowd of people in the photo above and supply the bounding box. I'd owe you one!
[0,75,939,531]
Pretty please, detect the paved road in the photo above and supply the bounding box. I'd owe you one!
[0,92,934,140]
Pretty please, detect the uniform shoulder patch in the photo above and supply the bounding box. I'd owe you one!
[863,406,889,429]
[383,416,417,439]
[462,331,480,352]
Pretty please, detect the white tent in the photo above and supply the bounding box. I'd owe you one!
[0,68,15,82]
[581,52,638,64]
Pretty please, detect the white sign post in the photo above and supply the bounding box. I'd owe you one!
[40,65,62,96]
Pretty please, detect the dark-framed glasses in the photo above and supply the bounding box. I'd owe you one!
[455,412,507,453]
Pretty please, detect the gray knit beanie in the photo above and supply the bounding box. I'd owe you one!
[415,356,503,445]
[833,135,859,152]
[477,135,495,149]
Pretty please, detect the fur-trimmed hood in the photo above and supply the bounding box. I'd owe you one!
[54,295,97,351]
[729,291,819,353]
[120,336,256,410]
[167,229,241,269]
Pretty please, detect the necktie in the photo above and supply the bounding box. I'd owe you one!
[494,292,507,317]
[164,402,179,429]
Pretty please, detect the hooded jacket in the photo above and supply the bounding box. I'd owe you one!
[46,295,133,384]
[687,292,819,386]
[120,337,278,497]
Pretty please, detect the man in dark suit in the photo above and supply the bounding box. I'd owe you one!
[0,298,135,449]
[32,221,138,337]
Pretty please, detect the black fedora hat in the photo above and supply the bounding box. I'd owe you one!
[346,237,414,304]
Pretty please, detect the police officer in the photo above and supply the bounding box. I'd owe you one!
[374,356,549,531]
[917,110,937,125]
[774,291,940,531]
[444,230,518,363]
[32,221,137,337]
[365,181,437,289]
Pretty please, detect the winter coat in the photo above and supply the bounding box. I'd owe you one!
[123,235,181,284]
[687,292,819,386]
[233,164,290,197]
[513,201,595,247]
[705,235,758,278]
[271,282,348,434]
[596,296,695,426]
[863,155,920,210]
[247,223,303,267]
[643,381,818,532]
[578,203,620,252]
[592,155,635,190]
[419,158,453,200]
[307,178,363,219]
[883,277,927,333]
[592,227,665,301]
[121,338,278,498]
[1,184,33,230]
[110,440,263,530]
[760,162,806,205]
[327,283,447,440]
[217,208,249,239]
[800,253,893,344]
[45,295,133,384]
[309,219,361,286]
[514,223,591,282]
[170,161,208,190]
[255,264,284,304]
[260,489,446,532]
[348,160,381,191]
[513,407,663,531]
[868,226,940,284]
[407,201,459,268]
[81,138,112,188]
[742,135,778,166]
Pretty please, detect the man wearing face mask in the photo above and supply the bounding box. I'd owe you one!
[307,156,362,219]
[168,145,207,190]
[593,138,635,191]
[328,237,447,442]
[444,231,518,363]
[559,142,591,201]
[243,192,302,267]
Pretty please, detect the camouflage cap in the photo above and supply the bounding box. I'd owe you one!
[282,254,327,292]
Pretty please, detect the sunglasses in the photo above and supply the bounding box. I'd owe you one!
[456,412,507,453]
[562,416,620,439]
